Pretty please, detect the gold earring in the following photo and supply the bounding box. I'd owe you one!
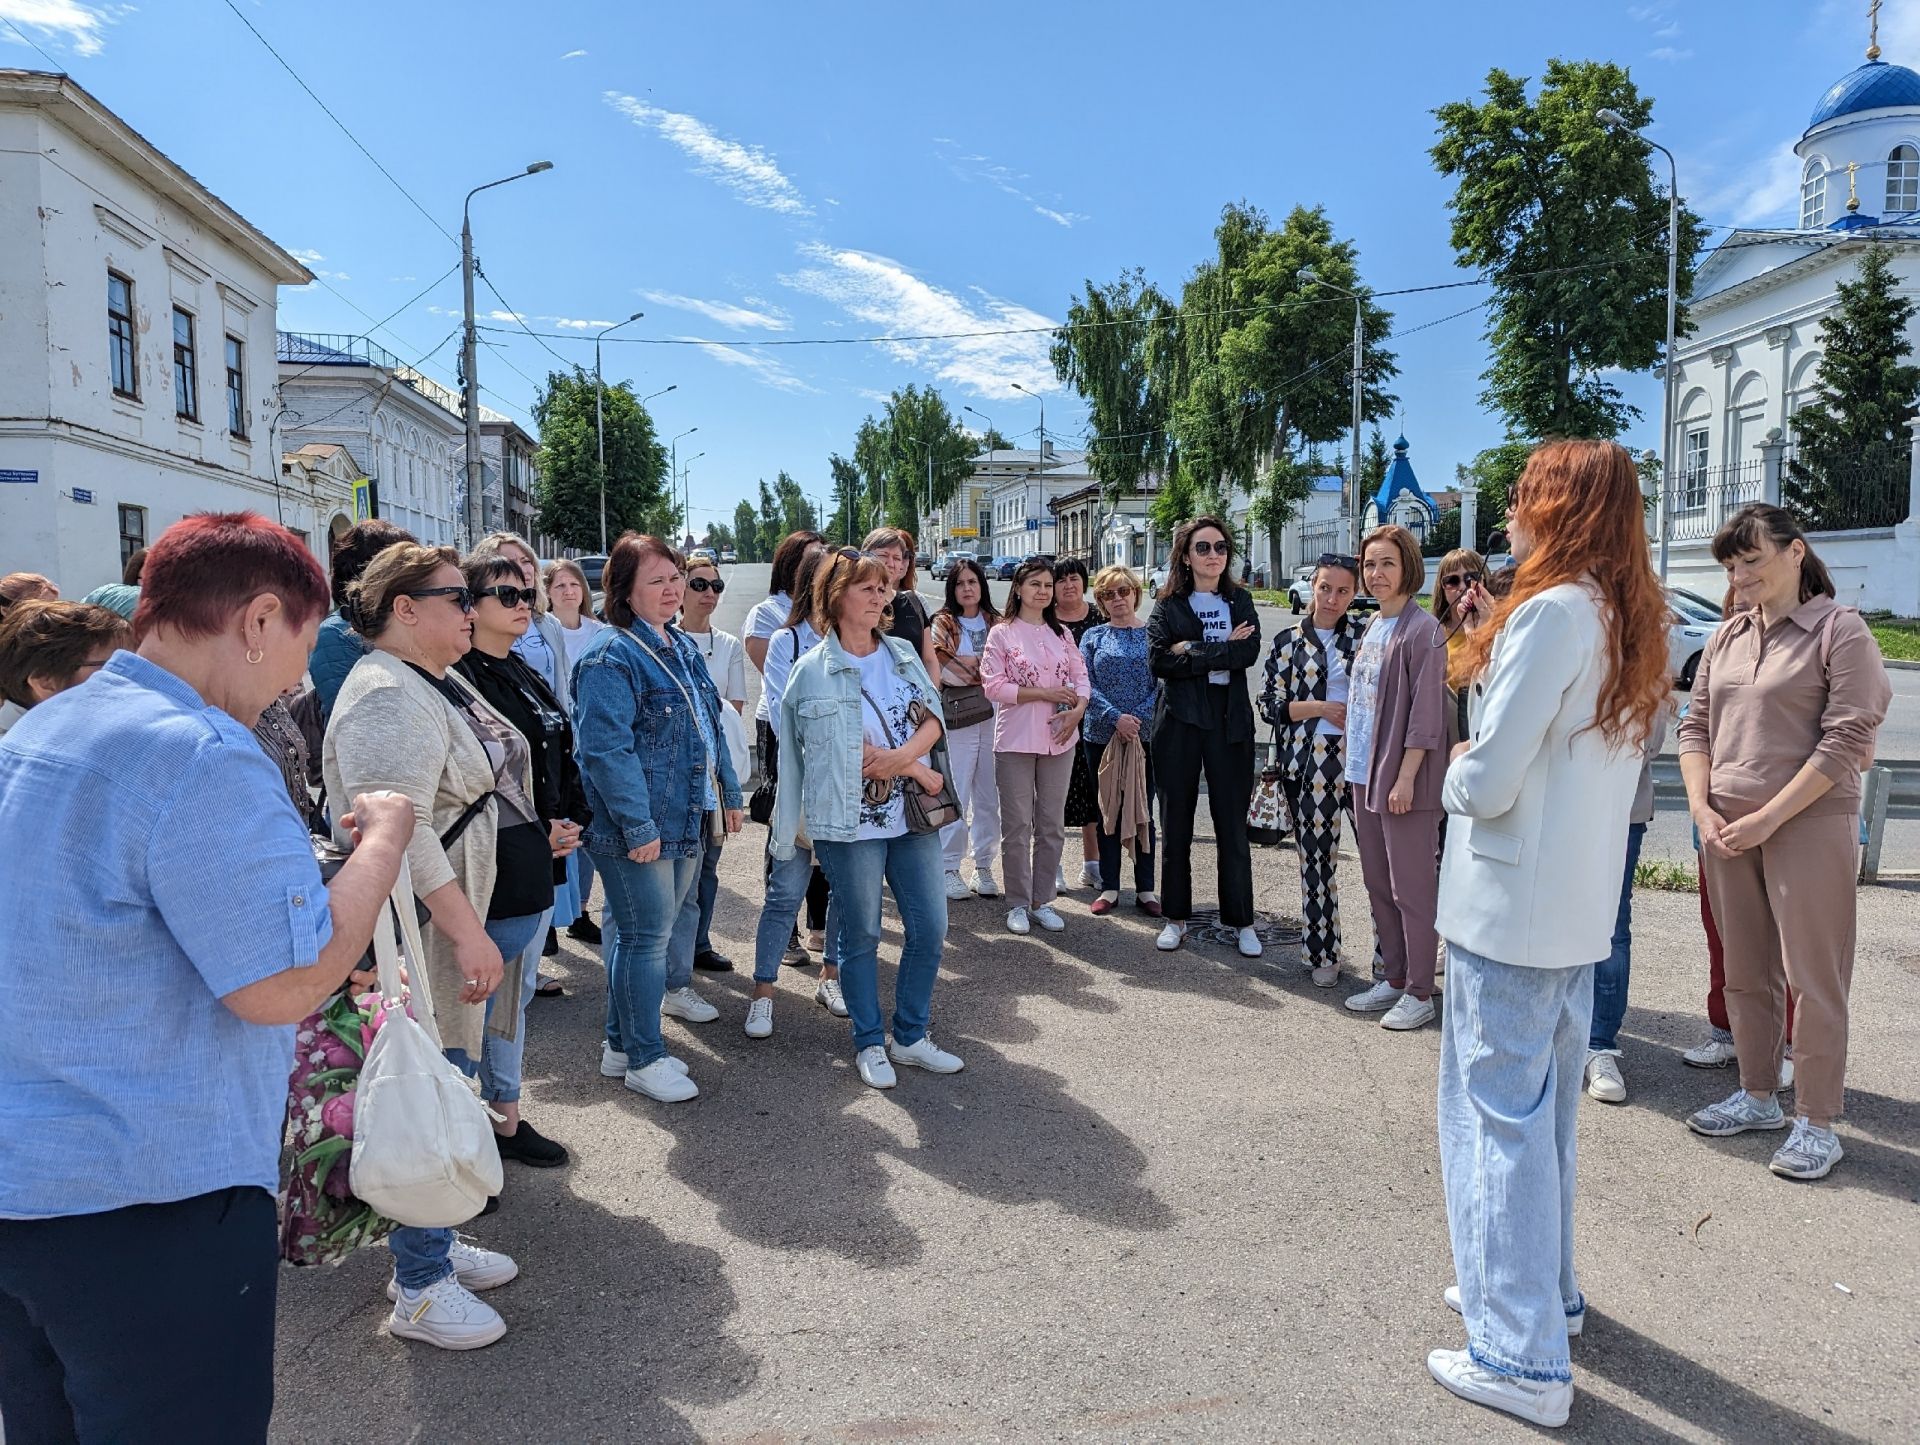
[246,647,264,664]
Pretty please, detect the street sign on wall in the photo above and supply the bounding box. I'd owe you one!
[0,469,37,484]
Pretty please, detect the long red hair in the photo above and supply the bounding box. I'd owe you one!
[1454,440,1668,750]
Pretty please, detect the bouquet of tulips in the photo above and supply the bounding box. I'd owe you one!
[280,986,400,1266]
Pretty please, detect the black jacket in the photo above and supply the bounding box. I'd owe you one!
[455,648,591,836]
[1147,587,1261,744]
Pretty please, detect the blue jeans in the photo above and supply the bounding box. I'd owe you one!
[752,842,843,984]
[387,1048,481,1291]
[597,850,701,1069]
[480,907,553,1105]
[694,833,722,954]
[1589,821,1646,1053]
[814,830,945,1052]
[1438,943,1592,1383]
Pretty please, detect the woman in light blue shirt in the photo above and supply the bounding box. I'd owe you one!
[0,512,413,1444]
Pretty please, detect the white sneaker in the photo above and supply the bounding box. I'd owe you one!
[1056,865,1070,892]
[889,1033,965,1074]
[386,1238,518,1301]
[624,1057,699,1102]
[661,986,718,1024]
[856,1044,896,1089]
[1155,920,1187,952]
[815,977,848,1017]
[944,870,972,902]
[1080,861,1102,890]
[1443,1284,1583,1337]
[743,996,773,1039]
[1346,978,1406,1014]
[602,1043,688,1077]
[1426,1347,1572,1428]
[1006,907,1031,935]
[1030,905,1065,932]
[1585,1050,1627,1104]
[1236,926,1263,958]
[388,1273,507,1351]
[1682,1029,1738,1068]
[1381,993,1437,1031]
[972,867,1000,898]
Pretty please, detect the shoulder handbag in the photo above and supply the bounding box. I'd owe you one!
[348,853,503,1228]
[1247,727,1291,846]
[932,613,994,730]
[858,674,962,834]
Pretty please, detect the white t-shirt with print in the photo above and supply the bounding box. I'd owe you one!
[853,645,923,841]
[1344,613,1398,784]
[1315,626,1348,738]
[1189,590,1231,685]
[747,593,793,723]
[957,613,989,656]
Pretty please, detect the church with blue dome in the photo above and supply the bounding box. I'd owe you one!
[1672,16,1920,617]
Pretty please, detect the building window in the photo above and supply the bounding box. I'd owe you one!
[108,271,137,398]
[1801,159,1827,228]
[118,503,147,570]
[224,335,246,437]
[1682,427,1709,510]
[1889,145,1920,214]
[172,308,198,421]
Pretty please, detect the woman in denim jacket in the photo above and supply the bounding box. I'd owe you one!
[773,550,965,1090]
[573,534,742,1104]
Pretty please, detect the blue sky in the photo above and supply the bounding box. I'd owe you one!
[2,0,1907,533]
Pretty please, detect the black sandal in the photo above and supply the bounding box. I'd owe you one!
[534,973,565,998]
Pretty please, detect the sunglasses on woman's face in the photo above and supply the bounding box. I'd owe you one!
[406,586,475,614]
[1094,587,1133,603]
[477,584,538,608]
[1190,539,1229,557]
[1441,572,1483,590]
[687,576,726,594]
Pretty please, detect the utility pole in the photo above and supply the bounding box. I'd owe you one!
[1348,296,1364,553]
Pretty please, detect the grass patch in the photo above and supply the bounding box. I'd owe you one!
[1248,589,1290,607]
[1634,857,1698,892]
[1866,616,1920,662]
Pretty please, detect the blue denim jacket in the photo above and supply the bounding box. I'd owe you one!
[772,632,944,860]
[573,621,743,859]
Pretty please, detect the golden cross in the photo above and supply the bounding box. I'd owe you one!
[1847,160,1863,211]
[1870,0,1883,60]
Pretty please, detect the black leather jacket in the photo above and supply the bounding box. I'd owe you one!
[1147,587,1261,743]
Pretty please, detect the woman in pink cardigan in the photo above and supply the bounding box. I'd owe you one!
[980,559,1090,936]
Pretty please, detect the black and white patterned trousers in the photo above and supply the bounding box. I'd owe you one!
[1281,733,1348,969]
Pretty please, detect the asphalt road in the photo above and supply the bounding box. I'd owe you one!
[267,564,1920,1443]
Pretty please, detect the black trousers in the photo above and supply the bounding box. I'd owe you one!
[1155,689,1256,927]
[0,1186,279,1444]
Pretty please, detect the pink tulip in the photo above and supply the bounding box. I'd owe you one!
[317,1033,359,1071]
[320,1091,356,1140]
[322,1153,353,1200]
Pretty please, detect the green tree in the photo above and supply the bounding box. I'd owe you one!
[1052,268,1179,504]
[1425,507,1462,555]
[530,369,670,550]
[826,453,861,545]
[1432,60,1708,439]
[844,386,977,536]
[732,499,761,561]
[1786,245,1920,530]
[773,470,818,537]
[1454,438,1532,545]
[1249,453,1318,575]
[755,479,782,560]
[1360,427,1392,500]
[705,520,736,555]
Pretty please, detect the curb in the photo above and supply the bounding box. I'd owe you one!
[1883,658,1920,672]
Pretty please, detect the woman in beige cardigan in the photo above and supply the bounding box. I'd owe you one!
[323,543,529,1353]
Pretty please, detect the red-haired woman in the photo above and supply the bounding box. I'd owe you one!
[1426,441,1672,1426]
[0,514,414,1439]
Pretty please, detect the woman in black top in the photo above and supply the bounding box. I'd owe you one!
[1147,515,1262,958]
[454,554,588,1168]
[865,527,939,678]
[1051,557,1104,890]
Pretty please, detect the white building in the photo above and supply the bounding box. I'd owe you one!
[279,443,361,555]
[0,70,313,591]
[1669,42,1920,614]
[980,442,1096,559]
[278,332,465,548]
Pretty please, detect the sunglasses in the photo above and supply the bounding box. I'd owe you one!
[1094,587,1135,602]
[1441,572,1483,590]
[405,586,475,613]
[687,576,726,594]
[1317,552,1359,571]
[1189,539,1229,557]
[476,584,538,608]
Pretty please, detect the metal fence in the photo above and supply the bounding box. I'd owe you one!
[1294,519,1347,571]
[1783,455,1910,532]
[1663,459,1765,542]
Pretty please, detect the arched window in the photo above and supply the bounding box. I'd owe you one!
[1889,145,1920,214]
[1802,158,1828,228]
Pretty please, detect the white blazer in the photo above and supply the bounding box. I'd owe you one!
[1436,581,1642,970]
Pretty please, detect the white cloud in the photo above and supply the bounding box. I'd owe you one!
[289,248,325,263]
[486,309,524,323]
[779,242,1058,395]
[547,317,621,330]
[935,138,1088,228]
[1701,140,1803,227]
[560,48,587,59]
[676,336,815,393]
[389,275,417,283]
[604,92,810,215]
[315,270,351,282]
[1649,45,1693,63]
[639,289,790,330]
[0,1,113,57]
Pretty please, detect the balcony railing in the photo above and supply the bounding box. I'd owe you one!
[277,331,464,421]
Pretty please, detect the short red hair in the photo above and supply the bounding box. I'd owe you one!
[133,512,329,642]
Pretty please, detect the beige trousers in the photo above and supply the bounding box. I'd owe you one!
[996,748,1075,911]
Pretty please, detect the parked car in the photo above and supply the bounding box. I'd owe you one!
[991,556,1022,579]
[688,546,717,566]
[1285,565,1317,611]
[719,547,738,564]
[578,554,608,593]
[932,551,975,580]
[915,551,932,570]
[1666,586,1722,690]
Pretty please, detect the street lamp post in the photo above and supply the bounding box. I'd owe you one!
[461,160,553,548]
[680,451,705,545]
[1011,384,1047,558]
[671,427,698,542]
[960,404,995,557]
[594,312,645,554]
[1599,106,1680,582]
[1299,269,1366,553]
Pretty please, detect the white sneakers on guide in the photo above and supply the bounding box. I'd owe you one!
[1030,905,1066,932]
[743,996,774,1039]
[1426,1349,1572,1428]
[661,986,718,1023]
[624,1057,698,1103]
[888,1034,965,1074]
[1381,994,1437,1031]
[1156,921,1188,951]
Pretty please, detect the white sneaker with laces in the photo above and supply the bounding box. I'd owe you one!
[1030,905,1065,932]
[602,1043,688,1077]
[743,996,774,1039]
[661,986,718,1024]
[1585,1050,1627,1103]
[1426,1348,1572,1427]
[889,1033,965,1074]
[972,867,1000,898]
[1769,1116,1843,1180]
[1236,926,1263,959]
[1443,1283,1584,1337]
[624,1057,699,1102]
[815,977,848,1017]
[1682,1029,1738,1068]
[1156,920,1187,952]
[1345,978,1406,1014]
[943,870,972,902]
[386,1238,517,1301]
[388,1273,507,1351]
[1686,1087,1785,1137]
[856,1044,896,1089]
[1381,993,1436,1031]
[1006,907,1031,935]
[1080,861,1103,890]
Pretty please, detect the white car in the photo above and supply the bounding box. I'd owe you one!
[1286,564,1317,611]
[719,547,737,564]
[1149,564,1170,593]
[1666,587,1722,690]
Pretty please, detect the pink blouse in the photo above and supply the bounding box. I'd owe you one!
[980,618,1091,756]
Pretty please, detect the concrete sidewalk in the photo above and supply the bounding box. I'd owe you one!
[269,831,1919,1443]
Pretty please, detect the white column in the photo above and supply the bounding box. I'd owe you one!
[1461,488,1478,555]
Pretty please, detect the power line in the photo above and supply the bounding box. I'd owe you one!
[2,18,64,70]
[277,264,461,389]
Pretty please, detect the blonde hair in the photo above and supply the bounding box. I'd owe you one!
[471,532,544,614]
[1090,564,1141,605]
[1429,548,1485,628]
